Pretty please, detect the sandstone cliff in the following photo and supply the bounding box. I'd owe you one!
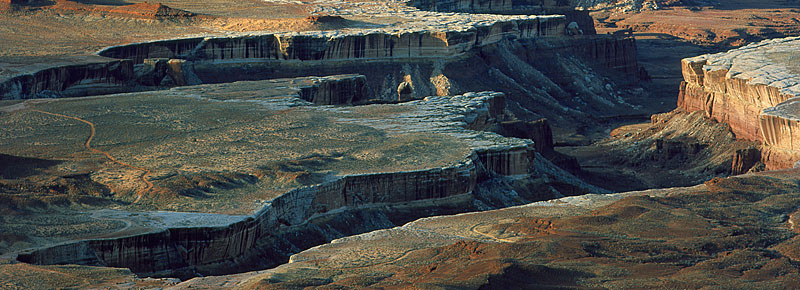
[14,91,571,278]
[2,15,569,99]
[170,170,800,289]
[0,12,637,111]
[677,36,800,169]
[97,16,566,64]
[0,56,134,99]
[539,34,639,76]
[294,75,369,105]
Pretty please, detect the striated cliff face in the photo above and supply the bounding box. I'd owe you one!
[293,74,369,105]
[1,14,569,99]
[678,36,800,169]
[543,34,638,76]
[14,91,554,278]
[17,161,480,277]
[97,16,566,64]
[170,170,800,290]
[0,10,632,107]
[183,32,638,108]
[0,56,134,99]
[760,99,800,169]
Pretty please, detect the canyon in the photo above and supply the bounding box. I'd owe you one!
[0,76,599,279]
[1,0,800,289]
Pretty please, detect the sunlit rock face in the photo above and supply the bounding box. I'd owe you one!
[678,36,800,169]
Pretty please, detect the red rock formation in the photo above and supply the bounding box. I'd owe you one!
[44,0,195,20]
[760,99,800,169]
[106,2,195,19]
[677,37,800,169]
[731,147,760,175]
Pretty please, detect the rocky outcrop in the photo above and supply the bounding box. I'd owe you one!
[103,3,195,19]
[180,32,638,106]
[17,160,480,278]
[512,34,638,81]
[2,14,571,99]
[760,99,800,169]
[495,118,581,173]
[0,57,134,99]
[678,36,800,169]
[294,75,369,105]
[731,147,761,175]
[408,0,517,12]
[14,91,547,278]
[563,34,638,76]
[98,16,566,64]
[0,12,634,104]
[171,171,800,290]
[653,138,707,160]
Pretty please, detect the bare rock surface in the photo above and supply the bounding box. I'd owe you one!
[679,36,800,169]
[1,73,602,280]
[5,0,800,288]
[169,169,800,289]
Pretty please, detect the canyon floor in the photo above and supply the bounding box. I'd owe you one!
[2,0,800,289]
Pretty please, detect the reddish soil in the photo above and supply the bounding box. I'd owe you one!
[595,4,800,48]
[246,171,800,289]
[6,0,199,20]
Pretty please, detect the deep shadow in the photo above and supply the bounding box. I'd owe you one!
[0,154,61,179]
[480,263,593,290]
[8,0,56,7]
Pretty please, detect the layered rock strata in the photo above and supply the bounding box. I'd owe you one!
[0,56,134,99]
[171,171,800,289]
[99,28,637,105]
[12,89,551,278]
[1,14,569,99]
[496,118,581,173]
[539,34,639,76]
[97,16,566,64]
[678,36,800,169]
[761,99,800,168]
[95,15,571,103]
[0,8,638,107]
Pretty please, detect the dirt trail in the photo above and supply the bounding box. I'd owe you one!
[32,109,153,202]
[470,223,516,243]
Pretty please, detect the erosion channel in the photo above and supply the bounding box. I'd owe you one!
[2,0,800,288]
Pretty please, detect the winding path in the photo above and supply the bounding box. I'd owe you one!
[32,109,153,202]
[470,223,516,243]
